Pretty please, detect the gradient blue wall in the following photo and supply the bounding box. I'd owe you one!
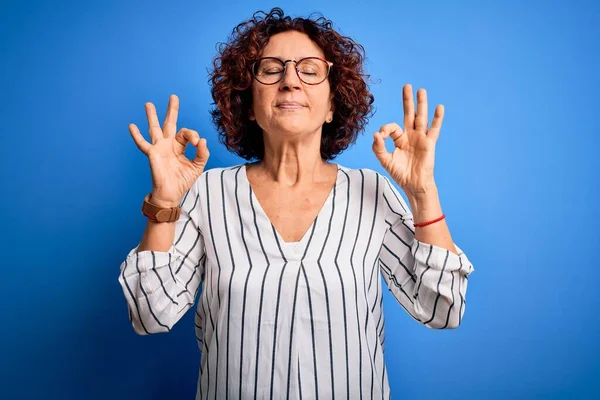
[1,0,598,398]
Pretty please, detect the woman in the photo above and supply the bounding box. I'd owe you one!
[118,8,474,400]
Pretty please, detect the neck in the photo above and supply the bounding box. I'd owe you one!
[255,154,333,187]
[253,128,334,187]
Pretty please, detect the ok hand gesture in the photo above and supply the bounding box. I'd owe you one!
[372,84,443,196]
[129,94,210,208]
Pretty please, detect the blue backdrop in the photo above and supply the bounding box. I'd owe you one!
[1,0,598,398]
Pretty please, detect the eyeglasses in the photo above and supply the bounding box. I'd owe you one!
[251,57,333,85]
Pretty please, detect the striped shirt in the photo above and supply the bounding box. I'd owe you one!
[118,162,475,399]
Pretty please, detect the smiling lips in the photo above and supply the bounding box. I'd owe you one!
[276,101,305,109]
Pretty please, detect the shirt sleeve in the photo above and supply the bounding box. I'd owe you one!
[117,178,206,335]
[377,175,475,329]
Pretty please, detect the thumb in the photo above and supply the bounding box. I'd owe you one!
[192,138,210,168]
[372,131,389,163]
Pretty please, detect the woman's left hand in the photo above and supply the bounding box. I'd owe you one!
[372,84,443,196]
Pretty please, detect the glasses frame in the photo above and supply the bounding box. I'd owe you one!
[250,56,334,86]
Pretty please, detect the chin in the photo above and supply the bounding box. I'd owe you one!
[278,125,314,136]
[272,119,311,135]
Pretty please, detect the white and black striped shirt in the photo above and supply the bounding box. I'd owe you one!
[118,162,475,399]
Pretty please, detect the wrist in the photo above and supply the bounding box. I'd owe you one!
[149,193,179,209]
[406,183,438,206]
[406,186,443,224]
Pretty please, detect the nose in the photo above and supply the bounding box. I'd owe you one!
[280,60,302,91]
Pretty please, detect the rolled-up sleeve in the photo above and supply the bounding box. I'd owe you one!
[377,175,475,329]
[118,178,206,335]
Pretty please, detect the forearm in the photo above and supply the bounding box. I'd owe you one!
[124,218,199,334]
[406,184,458,255]
[137,220,176,252]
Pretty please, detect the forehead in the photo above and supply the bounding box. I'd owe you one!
[260,30,325,59]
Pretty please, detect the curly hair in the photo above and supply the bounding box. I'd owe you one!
[209,7,375,161]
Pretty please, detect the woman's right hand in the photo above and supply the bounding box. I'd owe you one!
[129,94,210,208]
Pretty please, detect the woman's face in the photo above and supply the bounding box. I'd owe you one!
[250,30,334,138]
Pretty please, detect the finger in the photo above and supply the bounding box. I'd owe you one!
[175,128,200,148]
[428,104,444,141]
[372,131,391,165]
[379,122,404,147]
[128,123,151,154]
[403,84,415,131]
[162,94,179,138]
[415,88,428,132]
[145,102,164,143]
[192,137,210,169]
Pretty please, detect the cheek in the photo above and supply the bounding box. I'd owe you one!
[312,98,332,117]
[312,87,332,113]
[251,88,273,118]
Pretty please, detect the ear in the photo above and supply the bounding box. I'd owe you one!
[248,108,255,121]
[327,94,335,121]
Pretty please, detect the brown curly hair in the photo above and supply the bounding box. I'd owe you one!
[209,7,375,161]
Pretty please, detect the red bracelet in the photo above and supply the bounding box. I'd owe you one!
[414,213,445,227]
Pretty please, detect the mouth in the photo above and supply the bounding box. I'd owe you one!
[276,101,306,110]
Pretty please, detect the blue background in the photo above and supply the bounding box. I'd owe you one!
[1,0,599,398]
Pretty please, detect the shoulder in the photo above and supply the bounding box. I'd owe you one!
[193,163,246,191]
[200,163,245,176]
[337,164,388,186]
[198,163,246,179]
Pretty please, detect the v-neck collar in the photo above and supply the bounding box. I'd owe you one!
[242,162,342,260]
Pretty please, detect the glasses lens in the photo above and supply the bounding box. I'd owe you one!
[254,58,284,84]
[296,58,329,84]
